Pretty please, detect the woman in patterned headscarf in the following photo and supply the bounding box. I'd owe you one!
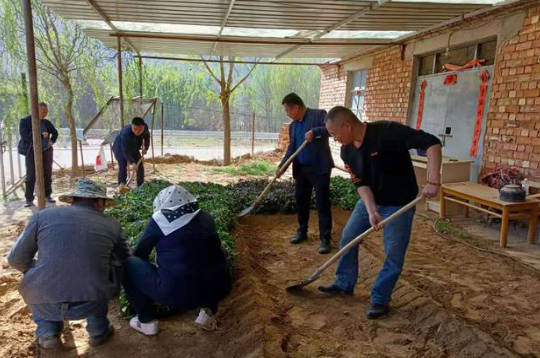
[123,185,232,335]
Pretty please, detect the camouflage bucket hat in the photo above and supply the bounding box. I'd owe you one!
[59,178,114,205]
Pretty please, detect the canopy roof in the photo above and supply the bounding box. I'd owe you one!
[41,0,507,60]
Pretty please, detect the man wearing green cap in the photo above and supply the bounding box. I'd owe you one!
[8,178,129,349]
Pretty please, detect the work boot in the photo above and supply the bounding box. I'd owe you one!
[38,335,60,349]
[89,325,114,347]
[318,283,353,296]
[45,196,56,204]
[290,231,307,244]
[24,200,34,207]
[318,238,331,254]
[366,303,390,320]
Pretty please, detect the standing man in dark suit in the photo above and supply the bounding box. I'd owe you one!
[112,117,150,187]
[277,93,334,254]
[18,102,58,207]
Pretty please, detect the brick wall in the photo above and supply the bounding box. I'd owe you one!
[482,5,540,179]
[364,46,413,124]
[318,65,348,111]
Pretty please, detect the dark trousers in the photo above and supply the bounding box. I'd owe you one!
[25,148,53,201]
[113,150,144,186]
[295,166,332,241]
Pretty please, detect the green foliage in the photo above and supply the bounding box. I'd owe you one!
[330,177,359,210]
[212,161,275,177]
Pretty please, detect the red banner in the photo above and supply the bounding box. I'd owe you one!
[470,70,490,158]
[416,80,428,130]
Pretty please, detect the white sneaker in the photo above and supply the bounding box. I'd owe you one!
[129,316,158,336]
[195,308,217,331]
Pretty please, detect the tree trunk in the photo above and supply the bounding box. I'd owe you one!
[63,79,78,175]
[221,93,231,165]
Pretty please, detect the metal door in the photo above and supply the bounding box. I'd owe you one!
[409,66,493,181]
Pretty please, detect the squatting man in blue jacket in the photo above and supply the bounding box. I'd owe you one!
[112,116,150,187]
[277,93,334,254]
[319,106,442,320]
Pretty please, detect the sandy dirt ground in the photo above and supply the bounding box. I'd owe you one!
[2,153,540,357]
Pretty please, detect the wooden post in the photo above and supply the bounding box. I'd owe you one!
[528,205,538,244]
[7,131,15,185]
[21,0,45,209]
[19,73,28,178]
[150,100,156,172]
[117,37,125,128]
[439,189,446,219]
[110,144,115,169]
[161,103,164,156]
[0,139,6,197]
[500,207,509,248]
[79,140,85,178]
[138,56,143,98]
[251,112,255,156]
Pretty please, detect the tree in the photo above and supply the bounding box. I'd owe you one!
[201,56,257,165]
[0,0,108,173]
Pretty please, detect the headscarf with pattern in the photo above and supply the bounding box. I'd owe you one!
[152,185,201,236]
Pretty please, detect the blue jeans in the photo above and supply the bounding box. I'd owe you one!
[334,200,415,305]
[29,300,109,339]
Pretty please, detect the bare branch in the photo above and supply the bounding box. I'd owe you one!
[226,57,234,92]
[219,56,225,87]
[230,61,258,93]
[200,56,221,85]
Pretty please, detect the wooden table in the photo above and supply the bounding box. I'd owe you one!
[440,182,539,248]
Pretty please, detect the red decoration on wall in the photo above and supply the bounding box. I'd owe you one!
[443,74,457,86]
[416,80,428,130]
[470,70,490,158]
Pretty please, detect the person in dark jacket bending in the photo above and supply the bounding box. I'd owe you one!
[123,185,232,335]
[112,117,150,187]
[18,102,58,207]
[277,93,334,254]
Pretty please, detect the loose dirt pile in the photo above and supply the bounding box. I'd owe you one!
[2,207,540,357]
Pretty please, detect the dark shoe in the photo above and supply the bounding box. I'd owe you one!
[24,200,34,207]
[318,238,331,254]
[290,232,307,244]
[89,325,114,347]
[45,196,56,204]
[38,336,60,349]
[318,283,353,296]
[366,303,389,320]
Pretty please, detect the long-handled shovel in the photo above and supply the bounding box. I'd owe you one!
[286,196,422,292]
[238,139,309,217]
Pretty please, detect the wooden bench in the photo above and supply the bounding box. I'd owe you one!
[440,181,539,248]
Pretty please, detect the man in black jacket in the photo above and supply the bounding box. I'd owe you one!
[112,117,150,187]
[277,93,334,254]
[18,102,58,207]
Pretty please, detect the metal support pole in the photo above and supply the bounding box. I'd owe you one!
[117,37,125,128]
[251,112,255,156]
[160,103,164,156]
[150,100,156,172]
[138,56,143,98]
[21,0,45,209]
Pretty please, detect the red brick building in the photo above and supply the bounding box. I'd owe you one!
[318,1,540,181]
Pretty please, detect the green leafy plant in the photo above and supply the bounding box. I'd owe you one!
[212,161,275,177]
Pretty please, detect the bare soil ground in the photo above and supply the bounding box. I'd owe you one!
[2,153,540,357]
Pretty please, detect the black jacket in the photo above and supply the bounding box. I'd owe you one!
[18,115,58,155]
[112,124,150,163]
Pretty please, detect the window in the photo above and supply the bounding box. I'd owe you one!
[349,69,368,121]
[417,38,497,76]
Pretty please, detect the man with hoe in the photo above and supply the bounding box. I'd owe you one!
[277,93,334,254]
[319,106,442,319]
[113,116,150,188]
